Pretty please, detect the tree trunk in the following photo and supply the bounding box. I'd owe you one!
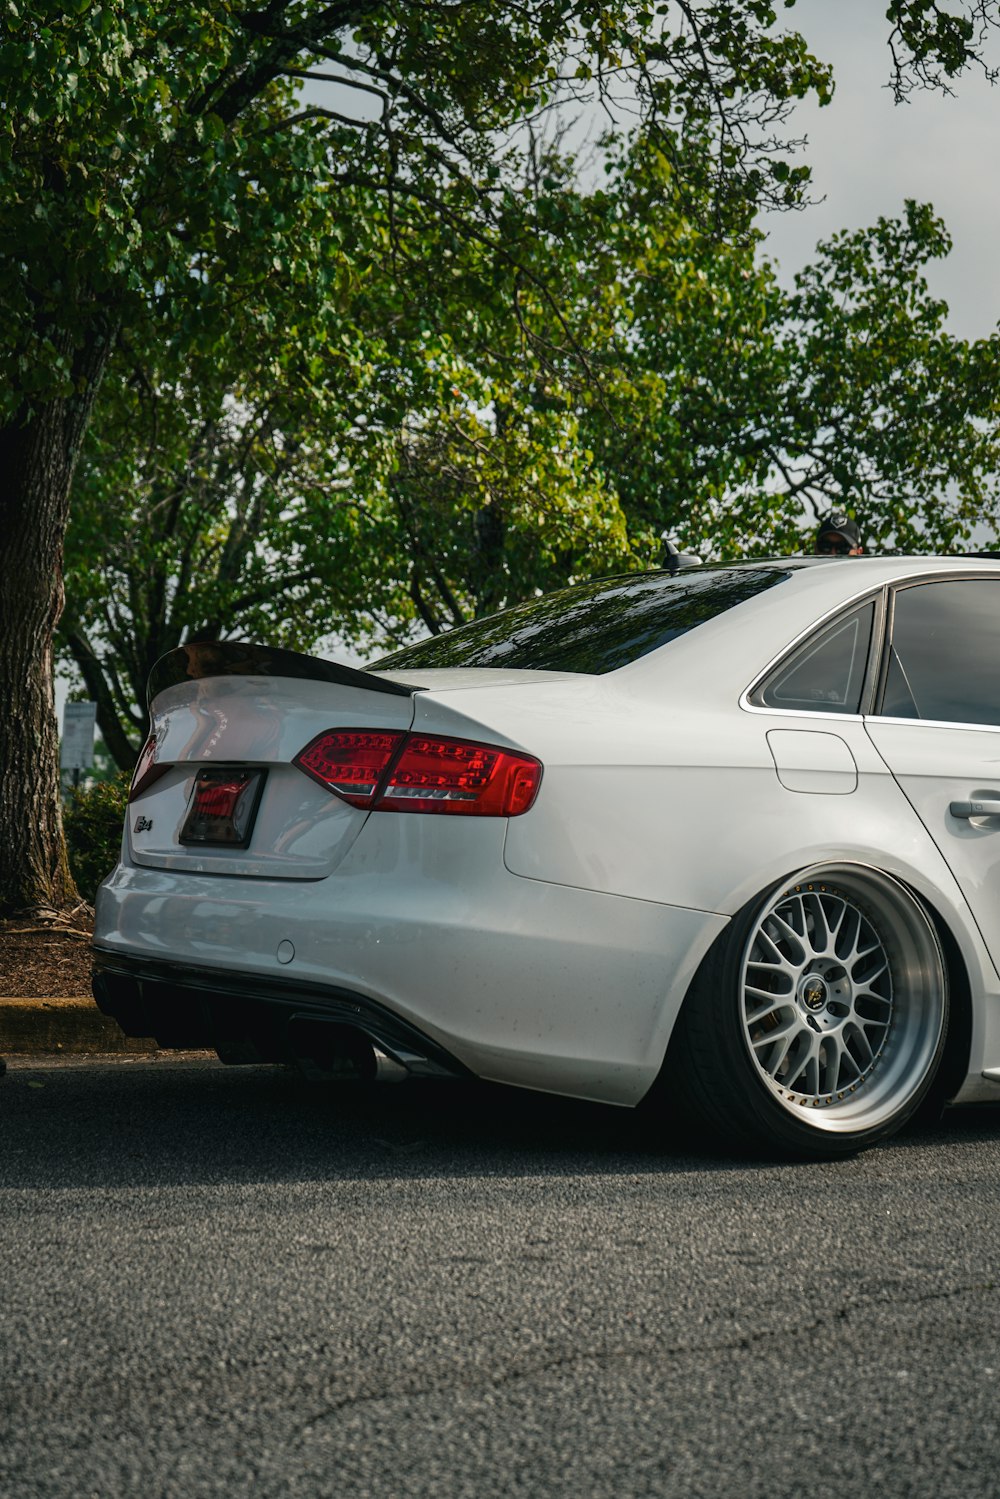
[0,319,117,913]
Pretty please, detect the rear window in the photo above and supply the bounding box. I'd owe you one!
[751,602,876,715]
[374,567,792,675]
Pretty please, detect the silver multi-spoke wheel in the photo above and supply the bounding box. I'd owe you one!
[738,866,947,1137]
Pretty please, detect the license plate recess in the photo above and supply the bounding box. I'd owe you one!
[179,767,267,847]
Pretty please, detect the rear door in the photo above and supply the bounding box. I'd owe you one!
[864,574,1000,973]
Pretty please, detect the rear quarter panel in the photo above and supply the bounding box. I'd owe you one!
[412,666,1000,1099]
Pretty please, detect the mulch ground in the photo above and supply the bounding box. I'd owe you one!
[0,906,95,998]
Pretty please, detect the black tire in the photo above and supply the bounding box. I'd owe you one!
[662,863,949,1159]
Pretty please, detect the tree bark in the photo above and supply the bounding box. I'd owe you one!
[0,317,117,913]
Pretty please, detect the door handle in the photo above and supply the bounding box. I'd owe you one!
[950,800,1000,819]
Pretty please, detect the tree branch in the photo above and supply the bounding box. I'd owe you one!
[61,625,144,771]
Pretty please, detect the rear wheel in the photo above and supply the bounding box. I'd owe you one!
[666,864,949,1158]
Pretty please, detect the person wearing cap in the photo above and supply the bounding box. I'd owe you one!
[814,511,863,556]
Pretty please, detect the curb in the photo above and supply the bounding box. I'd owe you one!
[0,996,156,1056]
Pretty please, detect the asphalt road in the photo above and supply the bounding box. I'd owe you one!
[2,1057,999,1499]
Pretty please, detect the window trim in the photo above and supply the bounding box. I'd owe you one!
[869,713,1000,736]
[871,571,1000,729]
[741,587,887,722]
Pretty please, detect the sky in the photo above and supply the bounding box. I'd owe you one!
[760,0,1000,342]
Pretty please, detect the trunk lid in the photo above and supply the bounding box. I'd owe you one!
[128,644,422,879]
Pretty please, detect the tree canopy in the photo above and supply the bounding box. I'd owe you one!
[3,0,1000,908]
[62,157,1000,769]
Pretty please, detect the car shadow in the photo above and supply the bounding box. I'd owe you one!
[1,1056,998,1191]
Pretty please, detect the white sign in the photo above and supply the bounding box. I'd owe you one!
[61,701,98,771]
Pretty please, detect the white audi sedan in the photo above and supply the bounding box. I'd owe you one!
[93,556,1000,1157]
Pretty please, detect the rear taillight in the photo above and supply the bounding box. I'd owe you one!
[128,730,170,802]
[294,730,542,816]
[379,734,541,815]
[294,730,406,808]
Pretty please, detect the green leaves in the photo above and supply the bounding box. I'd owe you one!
[0,0,850,431]
[772,201,1000,552]
[883,0,995,98]
[5,0,997,757]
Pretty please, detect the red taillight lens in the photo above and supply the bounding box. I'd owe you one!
[128,730,170,802]
[294,729,542,816]
[377,735,541,816]
[294,730,405,808]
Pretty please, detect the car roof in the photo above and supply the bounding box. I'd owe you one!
[375,554,1000,698]
[714,553,1000,574]
[612,553,1000,696]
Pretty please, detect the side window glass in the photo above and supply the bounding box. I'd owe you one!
[752,603,874,714]
[880,579,1000,726]
[880,646,919,719]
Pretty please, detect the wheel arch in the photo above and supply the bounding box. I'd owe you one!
[900,883,973,1109]
[649,858,957,1155]
[695,853,977,1107]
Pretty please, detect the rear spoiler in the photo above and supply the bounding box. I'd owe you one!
[147,641,423,706]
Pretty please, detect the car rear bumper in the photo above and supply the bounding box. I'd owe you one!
[92,835,729,1104]
[92,949,470,1079]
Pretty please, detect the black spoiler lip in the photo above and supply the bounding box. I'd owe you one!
[146,641,423,707]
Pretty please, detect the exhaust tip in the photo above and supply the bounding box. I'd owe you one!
[371,1046,409,1083]
[286,1018,410,1083]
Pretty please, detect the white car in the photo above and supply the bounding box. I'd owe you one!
[93,556,1000,1156]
